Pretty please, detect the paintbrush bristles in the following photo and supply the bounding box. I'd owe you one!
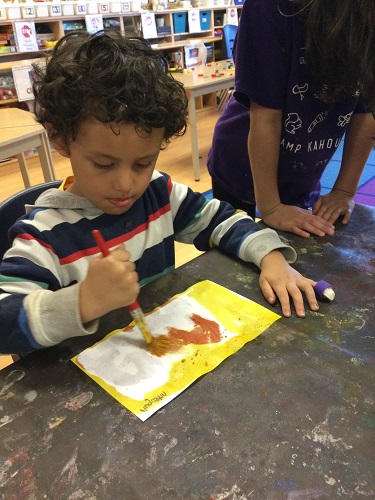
[129,308,183,356]
[148,336,183,357]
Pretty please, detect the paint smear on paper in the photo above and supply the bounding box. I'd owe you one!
[72,280,280,421]
[168,313,222,344]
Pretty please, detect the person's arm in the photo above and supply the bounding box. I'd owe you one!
[248,101,282,215]
[249,101,335,238]
[312,112,375,224]
[0,229,139,354]
[169,176,319,317]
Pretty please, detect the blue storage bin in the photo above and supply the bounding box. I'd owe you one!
[234,0,244,4]
[199,10,211,31]
[173,12,188,34]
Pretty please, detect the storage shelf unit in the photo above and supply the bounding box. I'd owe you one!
[0,4,241,105]
[0,5,242,63]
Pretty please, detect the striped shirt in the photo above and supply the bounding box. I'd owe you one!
[0,170,295,353]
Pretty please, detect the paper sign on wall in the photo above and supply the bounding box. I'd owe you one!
[226,7,238,25]
[141,12,157,39]
[188,9,201,33]
[12,22,38,52]
[12,65,35,101]
[85,14,104,34]
[72,280,281,421]
[184,43,207,68]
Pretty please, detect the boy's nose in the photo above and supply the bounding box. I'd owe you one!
[113,170,133,194]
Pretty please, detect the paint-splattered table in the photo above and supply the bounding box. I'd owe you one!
[1,204,374,499]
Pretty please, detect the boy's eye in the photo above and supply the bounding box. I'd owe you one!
[93,162,115,170]
[134,161,153,169]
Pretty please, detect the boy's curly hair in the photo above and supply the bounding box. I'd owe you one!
[32,31,188,148]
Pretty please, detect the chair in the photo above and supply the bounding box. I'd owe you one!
[222,24,238,59]
[0,181,62,362]
[0,181,62,260]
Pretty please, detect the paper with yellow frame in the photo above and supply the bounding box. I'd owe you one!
[72,280,280,421]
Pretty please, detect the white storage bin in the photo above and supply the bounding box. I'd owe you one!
[130,0,140,11]
[74,2,87,14]
[62,2,75,15]
[110,1,121,12]
[6,6,21,19]
[36,4,50,17]
[21,5,36,18]
[98,2,110,13]
[86,1,98,14]
[121,1,130,12]
[49,2,63,16]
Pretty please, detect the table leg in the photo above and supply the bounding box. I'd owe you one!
[16,152,31,188]
[37,132,56,182]
[187,92,200,181]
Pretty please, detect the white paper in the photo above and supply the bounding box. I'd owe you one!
[226,7,238,26]
[141,12,158,39]
[183,43,207,68]
[188,9,202,33]
[74,280,281,421]
[13,22,38,52]
[77,295,234,421]
[85,14,104,34]
[12,65,34,102]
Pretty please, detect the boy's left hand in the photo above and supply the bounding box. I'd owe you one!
[259,250,319,318]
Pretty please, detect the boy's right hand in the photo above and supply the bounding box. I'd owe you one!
[262,204,335,238]
[79,244,140,324]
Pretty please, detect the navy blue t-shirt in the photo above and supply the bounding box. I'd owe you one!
[208,0,368,208]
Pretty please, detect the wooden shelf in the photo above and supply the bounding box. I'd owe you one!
[0,5,241,65]
[0,5,240,103]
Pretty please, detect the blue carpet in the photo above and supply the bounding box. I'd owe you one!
[203,145,375,209]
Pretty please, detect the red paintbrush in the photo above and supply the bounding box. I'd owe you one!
[91,229,181,356]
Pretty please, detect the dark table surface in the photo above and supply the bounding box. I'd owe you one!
[1,204,374,500]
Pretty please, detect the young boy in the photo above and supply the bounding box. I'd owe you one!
[0,31,319,355]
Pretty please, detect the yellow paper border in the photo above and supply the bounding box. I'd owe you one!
[72,280,280,419]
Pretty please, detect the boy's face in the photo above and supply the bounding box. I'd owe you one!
[55,119,165,215]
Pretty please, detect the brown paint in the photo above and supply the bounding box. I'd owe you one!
[168,313,222,345]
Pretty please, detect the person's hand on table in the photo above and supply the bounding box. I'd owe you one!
[312,190,355,225]
[259,250,319,318]
[261,203,335,238]
[79,244,140,323]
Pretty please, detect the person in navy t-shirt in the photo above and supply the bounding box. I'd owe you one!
[208,0,375,238]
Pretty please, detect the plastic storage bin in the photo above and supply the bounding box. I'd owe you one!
[199,10,211,31]
[21,5,36,18]
[214,10,224,26]
[173,12,188,34]
[234,0,245,4]
[205,44,214,63]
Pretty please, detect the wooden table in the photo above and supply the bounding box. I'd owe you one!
[173,62,234,181]
[0,204,374,499]
[0,107,56,188]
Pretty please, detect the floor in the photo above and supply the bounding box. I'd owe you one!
[321,141,375,207]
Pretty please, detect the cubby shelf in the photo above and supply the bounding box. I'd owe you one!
[0,5,242,65]
[0,4,241,104]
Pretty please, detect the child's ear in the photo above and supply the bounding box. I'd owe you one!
[44,122,70,158]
